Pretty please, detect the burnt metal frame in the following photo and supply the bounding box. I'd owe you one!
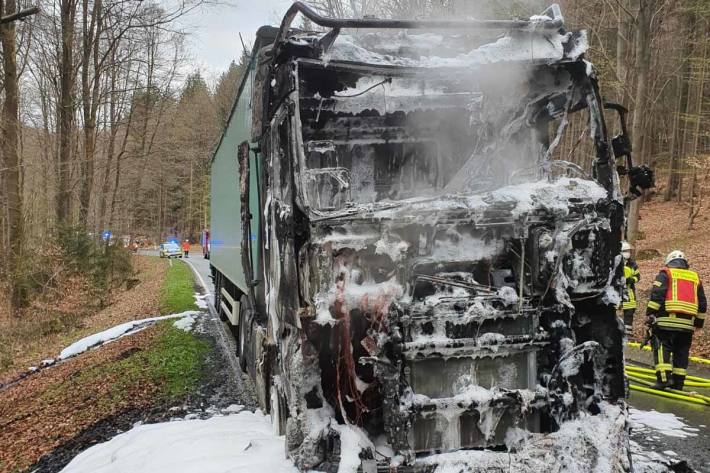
[275,2,565,53]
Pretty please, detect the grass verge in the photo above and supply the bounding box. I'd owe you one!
[0,322,209,472]
[121,320,208,398]
[0,256,207,472]
[160,260,198,315]
[71,321,209,401]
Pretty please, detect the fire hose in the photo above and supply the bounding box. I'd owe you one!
[628,341,710,366]
[624,332,710,404]
[628,382,710,405]
[624,363,710,405]
[625,365,710,388]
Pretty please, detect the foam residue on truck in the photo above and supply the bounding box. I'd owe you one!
[210,4,641,472]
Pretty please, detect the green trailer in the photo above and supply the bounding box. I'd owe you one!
[210,27,276,326]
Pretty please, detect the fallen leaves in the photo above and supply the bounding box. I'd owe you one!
[630,196,710,357]
[0,327,162,472]
[0,256,167,383]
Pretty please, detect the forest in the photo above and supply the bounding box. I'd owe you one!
[0,0,708,313]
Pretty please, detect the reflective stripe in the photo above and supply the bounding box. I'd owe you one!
[624,265,639,283]
[648,301,661,310]
[623,265,638,309]
[656,314,695,330]
[668,268,700,283]
[656,346,669,383]
[664,268,700,316]
[656,362,672,382]
[672,367,688,376]
[656,319,695,331]
[657,314,695,324]
[697,313,706,320]
[623,286,637,309]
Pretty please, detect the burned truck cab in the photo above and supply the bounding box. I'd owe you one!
[244,3,632,471]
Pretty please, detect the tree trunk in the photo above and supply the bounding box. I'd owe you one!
[57,0,77,224]
[626,0,653,244]
[79,0,101,226]
[687,25,708,228]
[616,0,631,105]
[665,74,688,201]
[188,160,193,238]
[664,12,694,202]
[690,26,707,165]
[98,63,118,234]
[1,0,24,312]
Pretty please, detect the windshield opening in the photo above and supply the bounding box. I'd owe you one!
[297,62,600,213]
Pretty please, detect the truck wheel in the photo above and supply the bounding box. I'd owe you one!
[238,296,249,373]
[270,381,287,436]
[214,273,227,322]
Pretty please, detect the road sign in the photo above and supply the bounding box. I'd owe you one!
[102,230,112,241]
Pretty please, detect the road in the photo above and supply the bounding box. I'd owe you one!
[626,348,710,472]
[139,249,213,293]
[182,254,214,295]
[139,250,709,471]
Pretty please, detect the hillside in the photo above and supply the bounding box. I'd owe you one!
[631,195,710,356]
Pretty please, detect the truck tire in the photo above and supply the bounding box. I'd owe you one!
[214,273,228,322]
[270,380,287,436]
[238,296,249,373]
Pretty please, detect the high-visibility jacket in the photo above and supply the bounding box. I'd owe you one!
[647,263,707,331]
[623,260,640,310]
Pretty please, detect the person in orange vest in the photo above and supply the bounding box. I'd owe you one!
[182,239,191,258]
[646,250,707,390]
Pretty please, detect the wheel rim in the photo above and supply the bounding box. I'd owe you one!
[270,384,279,432]
[239,318,246,354]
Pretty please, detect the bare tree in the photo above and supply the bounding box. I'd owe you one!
[56,0,77,223]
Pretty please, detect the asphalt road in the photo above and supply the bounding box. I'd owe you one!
[626,348,710,472]
[138,249,213,292]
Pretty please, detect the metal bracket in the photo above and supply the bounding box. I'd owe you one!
[274,2,565,53]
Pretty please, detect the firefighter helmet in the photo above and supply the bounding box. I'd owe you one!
[665,250,686,265]
[621,241,632,260]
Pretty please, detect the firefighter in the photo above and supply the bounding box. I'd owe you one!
[621,241,640,338]
[182,239,190,258]
[646,250,707,390]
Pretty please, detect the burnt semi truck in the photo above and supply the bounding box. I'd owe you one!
[210,3,651,471]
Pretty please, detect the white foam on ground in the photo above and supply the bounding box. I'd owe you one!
[173,315,197,332]
[58,311,200,360]
[194,293,209,309]
[60,411,298,473]
[629,408,698,438]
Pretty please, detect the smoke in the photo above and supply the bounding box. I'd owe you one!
[306,1,555,22]
[298,1,590,210]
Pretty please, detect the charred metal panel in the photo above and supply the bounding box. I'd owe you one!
[245,8,630,471]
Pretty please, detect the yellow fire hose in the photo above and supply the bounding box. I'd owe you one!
[628,383,710,405]
[625,341,710,403]
[626,372,710,388]
[624,359,710,405]
[625,372,710,403]
[627,341,710,366]
[625,365,710,387]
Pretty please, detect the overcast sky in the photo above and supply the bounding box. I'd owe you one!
[179,0,293,80]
